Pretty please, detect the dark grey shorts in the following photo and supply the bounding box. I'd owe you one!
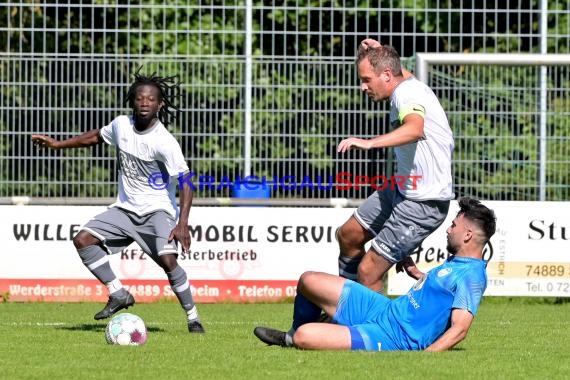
[354,187,450,264]
[80,207,178,261]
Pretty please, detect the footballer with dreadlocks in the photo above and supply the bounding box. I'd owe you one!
[32,69,205,333]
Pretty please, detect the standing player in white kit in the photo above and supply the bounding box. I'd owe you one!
[32,70,205,333]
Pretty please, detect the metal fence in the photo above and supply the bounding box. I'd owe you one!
[1,1,568,204]
[417,53,570,202]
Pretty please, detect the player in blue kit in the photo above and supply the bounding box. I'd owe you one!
[32,69,205,333]
[253,197,496,351]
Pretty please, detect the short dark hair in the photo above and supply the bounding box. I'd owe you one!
[125,67,181,127]
[355,44,403,76]
[457,197,497,242]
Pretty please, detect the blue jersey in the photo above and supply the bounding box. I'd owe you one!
[384,255,487,350]
[334,255,487,351]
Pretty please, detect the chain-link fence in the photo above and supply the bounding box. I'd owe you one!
[1,1,568,203]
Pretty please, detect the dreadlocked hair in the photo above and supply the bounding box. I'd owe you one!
[125,67,181,127]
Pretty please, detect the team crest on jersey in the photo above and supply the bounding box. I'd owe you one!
[437,268,452,277]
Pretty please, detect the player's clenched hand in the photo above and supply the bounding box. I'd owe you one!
[31,135,61,150]
[361,38,382,50]
[169,223,191,254]
[337,137,371,153]
[396,257,424,280]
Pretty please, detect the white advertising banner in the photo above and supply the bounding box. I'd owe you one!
[387,201,570,297]
[0,205,350,302]
[1,201,568,302]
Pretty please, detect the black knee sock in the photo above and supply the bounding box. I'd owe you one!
[338,254,361,281]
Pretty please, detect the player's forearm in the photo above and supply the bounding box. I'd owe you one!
[367,123,424,149]
[57,129,102,149]
[407,267,424,280]
[177,177,193,225]
[425,325,468,352]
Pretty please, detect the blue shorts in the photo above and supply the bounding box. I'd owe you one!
[333,280,399,351]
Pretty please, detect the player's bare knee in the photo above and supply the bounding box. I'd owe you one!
[292,325,312,349]
[73,231,99,249]
[337,229,359,255]
[337,219,369,251]
[158,254,178,272]
[335,224,346,246]
[298,271,310,286]
[336,224,352,246]
[298,271,318,292]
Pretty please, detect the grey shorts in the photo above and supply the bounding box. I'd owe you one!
[80,207,178,261]
[354,187,450,264]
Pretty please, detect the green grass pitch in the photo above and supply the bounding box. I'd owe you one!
[1,298,569,380]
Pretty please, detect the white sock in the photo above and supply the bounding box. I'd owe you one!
[106,279,124,295]
[186,306,199,321]
[285,328,295,347]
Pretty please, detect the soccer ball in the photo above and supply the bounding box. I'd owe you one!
[105,313,148,346]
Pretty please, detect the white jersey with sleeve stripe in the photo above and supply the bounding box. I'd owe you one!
[99,115,189,218]
[389,77,454,201]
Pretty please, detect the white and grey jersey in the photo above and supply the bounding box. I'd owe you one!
[389,77,454,201]
[99,115,189,218]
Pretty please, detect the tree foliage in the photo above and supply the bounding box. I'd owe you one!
[0,1,568,200]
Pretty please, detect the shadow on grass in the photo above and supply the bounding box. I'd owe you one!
[56,324,164,333]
